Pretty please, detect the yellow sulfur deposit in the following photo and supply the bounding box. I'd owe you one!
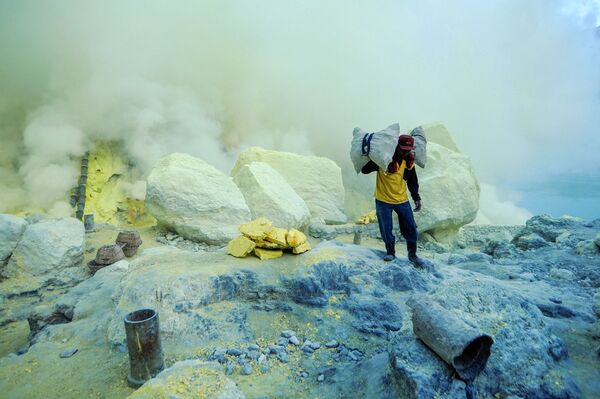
[356,210,377,224]
[265,227,288,246]
[292,241,311,254]
[85,141,155,227]
[286,228,307,248]
[227,235,256,258]
[239,217,273,240]
[253,247,283,260]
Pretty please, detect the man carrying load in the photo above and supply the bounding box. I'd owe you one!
[361,134,424,266]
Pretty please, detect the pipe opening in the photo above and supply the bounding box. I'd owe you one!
[125,309,156,324]
[453,335,494,381]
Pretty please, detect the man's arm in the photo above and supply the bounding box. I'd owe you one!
[404,167,421,203]
[361,160,379,174]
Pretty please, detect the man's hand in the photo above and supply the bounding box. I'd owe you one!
[414,200,422,212]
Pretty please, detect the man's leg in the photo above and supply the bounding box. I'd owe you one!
[395,202,423,266]
[375,200,396,261]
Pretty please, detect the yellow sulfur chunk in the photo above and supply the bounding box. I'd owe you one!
[227,236,256,258]
[286,228,307,248]
[240,217,273,240]
[292,241,311,254]
[356,210,377,224]
[265,227,288,247]
[253,247,283,260]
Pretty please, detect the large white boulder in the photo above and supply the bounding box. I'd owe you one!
[232,162,310,229]
[419,122,460,152]
[414,142,479,239]
[146,153,251,245]
[0,214,28,264]
[231,147,347,224]
[2,217,84,278]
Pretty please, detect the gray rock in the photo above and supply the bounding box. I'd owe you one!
[390,336,466,399]
[310,341,321,350]
[225,361,235,375]
[325,340,339,348]
[247,343,260,351]
[513,233,549,250]
[0,214,27,263]
[317,374,325,382]
[277,351,289,363]
[247,350,260,361]
[260,361,270,373]
[3,218,84,278]
[289,335,300,346]
[212,348,227,363]
[277,337,289,346]
[241,363,253,375]
[226,348,242,356]
[345,297,402,336]
[281,330,296,338]
[268,345,285,354]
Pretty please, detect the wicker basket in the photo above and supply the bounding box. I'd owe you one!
[116,230,143,257]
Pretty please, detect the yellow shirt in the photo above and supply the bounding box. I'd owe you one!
[375,160,409,204]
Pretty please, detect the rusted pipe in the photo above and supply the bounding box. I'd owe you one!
[124,309,164,388]
[407,295,493,381]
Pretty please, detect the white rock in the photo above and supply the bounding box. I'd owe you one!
[127,360,245,399]
[146,153,251,245]
[231,147,346,224]
[232,162,310,229]
[419,122,460,152]
[414,142,479,239]
[3,218,84,278]
[0,214,28,263]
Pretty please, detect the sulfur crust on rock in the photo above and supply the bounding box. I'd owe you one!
[292,241,311,254]
[240,217,273,241]
[227,236,256,258]
[286,229,307,248]
[253,247,283,260]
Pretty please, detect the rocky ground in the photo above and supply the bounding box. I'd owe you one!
[0,214,599,398]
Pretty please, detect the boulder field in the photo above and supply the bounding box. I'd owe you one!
[0,211,598,398]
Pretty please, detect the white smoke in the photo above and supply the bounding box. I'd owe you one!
[0,1,599,221]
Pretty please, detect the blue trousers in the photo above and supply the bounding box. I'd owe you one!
[375,199,418,246]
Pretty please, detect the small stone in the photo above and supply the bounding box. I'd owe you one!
[269,345,285,354]
[300,371,309,378]
[302,346,314,354]
[289,336,300,346]
[227,235,256,258]
[258,354,267,365]
[277,337,289,346]
[287,229,307,247]
[212,348,227,362]
[348,351,358,361]
[225,361,235,375]
[227,348,242,356]
[242,363,253,375]
[292,242,311,254]
[277,351,289,363]
[248,344,260,351]
[59,349,78,358]
[281,330,296,338]
[253,247,284,260]
[260,362,270,373]
[240,217,273,240]
[325,340,339,348]
[247,350,260,361]
[310,341,321,350]
[318,374,325,382]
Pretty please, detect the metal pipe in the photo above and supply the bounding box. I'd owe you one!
[124,308,164,388]
[407,295,493,381]
[84,214,94,232]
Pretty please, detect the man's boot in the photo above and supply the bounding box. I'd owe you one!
[383,242,396,262]
[407,242,424,267]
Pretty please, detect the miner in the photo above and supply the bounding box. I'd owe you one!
[361,135,424,266]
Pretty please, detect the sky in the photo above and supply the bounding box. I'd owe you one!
[0,0,599,222]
